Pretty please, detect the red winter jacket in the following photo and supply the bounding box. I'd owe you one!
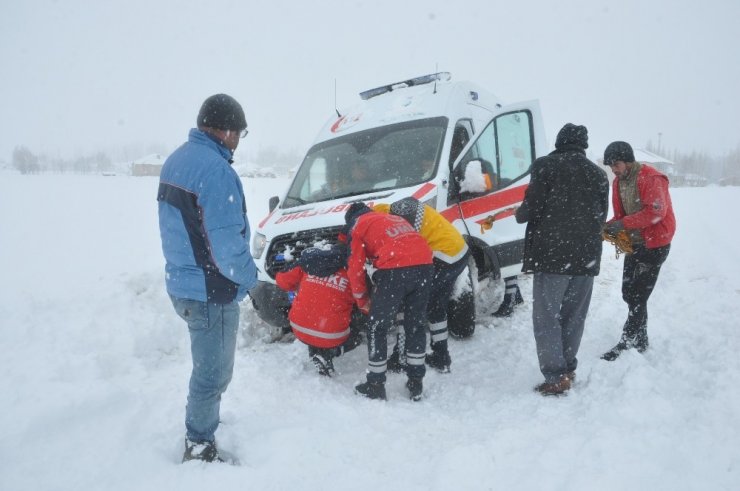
[610,164,676,249]
[275,266,354,349]
[347,211,433,304]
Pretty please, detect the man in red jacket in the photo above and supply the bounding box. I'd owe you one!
[344,202,434,401]
[601,141,676,360]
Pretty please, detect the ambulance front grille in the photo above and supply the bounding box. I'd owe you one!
[264,226,345,279]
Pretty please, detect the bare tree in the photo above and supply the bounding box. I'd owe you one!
[12,146,40,174]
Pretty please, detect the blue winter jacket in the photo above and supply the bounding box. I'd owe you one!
[157,129,257,303]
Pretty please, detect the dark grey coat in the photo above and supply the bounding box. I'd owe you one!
[515,144,609,276]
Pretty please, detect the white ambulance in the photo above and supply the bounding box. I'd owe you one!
[250,72,547,337]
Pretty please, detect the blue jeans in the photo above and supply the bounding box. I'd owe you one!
[170,296,240,442]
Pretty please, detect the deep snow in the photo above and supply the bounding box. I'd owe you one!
[0,173,738,491]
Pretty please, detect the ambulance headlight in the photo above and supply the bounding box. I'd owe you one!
[252,233,267,259]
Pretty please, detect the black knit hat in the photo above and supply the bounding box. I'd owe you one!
[197,94,247,131]
[344,202,371,225]
[603,141,635,166]
[555,123,589,149]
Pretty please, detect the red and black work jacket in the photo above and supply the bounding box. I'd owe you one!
[611,164,676,249]
[275,266,354,349]
[346,211,433,306]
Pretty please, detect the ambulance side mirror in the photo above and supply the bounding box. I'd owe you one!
[268,196,279,212]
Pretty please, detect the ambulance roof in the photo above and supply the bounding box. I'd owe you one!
[312,73,503,145]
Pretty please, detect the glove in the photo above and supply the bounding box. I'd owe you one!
[603,220,624,235]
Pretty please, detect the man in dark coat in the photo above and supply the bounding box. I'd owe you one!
[515,123,609,395]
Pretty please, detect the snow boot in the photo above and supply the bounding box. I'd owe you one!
[310,352,335,376]
[425,345,451,373]
[406,377,423,401]
[354,380,387,401]
[183,438,224,463]
[492,286,524,318]
[634,329,649,353]
[601,337,630,361]
[534,375,571,396]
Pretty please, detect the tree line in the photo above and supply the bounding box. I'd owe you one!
[11,141,738,180]
[645,140,740,181]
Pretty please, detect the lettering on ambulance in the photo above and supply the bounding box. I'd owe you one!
[330,113,363,133]
[273,202,364,224]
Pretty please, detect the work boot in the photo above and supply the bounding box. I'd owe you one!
[311,353,335,376]
[354,380,387,401]
[534,375,572,396]
[492,286,524,318]
[406,377,423,401]
[425,347,451,373]
[183,438,224,463]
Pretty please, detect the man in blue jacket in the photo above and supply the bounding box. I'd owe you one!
[157,94,257,463]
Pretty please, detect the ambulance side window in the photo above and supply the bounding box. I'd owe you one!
[496,111,534,186]
[449,110,534,204]
[448,124,471,165]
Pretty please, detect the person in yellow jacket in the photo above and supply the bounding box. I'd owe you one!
[374,197,470,372]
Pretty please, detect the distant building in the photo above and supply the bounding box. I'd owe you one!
[632,149,679,181]
[131,154,165,176]
[631,149,706,187]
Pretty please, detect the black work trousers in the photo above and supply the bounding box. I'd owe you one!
[366,264,434,383]
[621,244,670,337]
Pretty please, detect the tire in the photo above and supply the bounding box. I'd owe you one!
[447,261,476,339]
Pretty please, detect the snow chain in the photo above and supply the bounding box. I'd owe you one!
[602,230,633,258]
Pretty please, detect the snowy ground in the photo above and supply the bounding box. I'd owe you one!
[0,173,738,491]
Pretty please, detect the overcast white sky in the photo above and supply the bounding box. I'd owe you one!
[1,0,738,164]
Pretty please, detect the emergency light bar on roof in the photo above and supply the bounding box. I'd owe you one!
[359,72,452,100]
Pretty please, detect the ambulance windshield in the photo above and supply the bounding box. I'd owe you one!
[283,117,447,207]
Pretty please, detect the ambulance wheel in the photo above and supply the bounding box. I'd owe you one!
[447,264,476,339]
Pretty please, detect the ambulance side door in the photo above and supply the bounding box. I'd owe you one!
[447,100,545,277]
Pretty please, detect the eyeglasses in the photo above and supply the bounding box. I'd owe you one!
[240,128,249,139]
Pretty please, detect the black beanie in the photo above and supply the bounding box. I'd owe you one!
[344,202,372,226]
[603,141,635,166]
[555,123,589,149]
[197,94,247,131]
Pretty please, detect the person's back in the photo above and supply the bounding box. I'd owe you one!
[275,247,354,349]
[346,210,432,275]
[517,128,609,276]
[276,245,357,376]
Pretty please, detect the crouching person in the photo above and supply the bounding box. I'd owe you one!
[345,202,434,401]
[275,244,361,376]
